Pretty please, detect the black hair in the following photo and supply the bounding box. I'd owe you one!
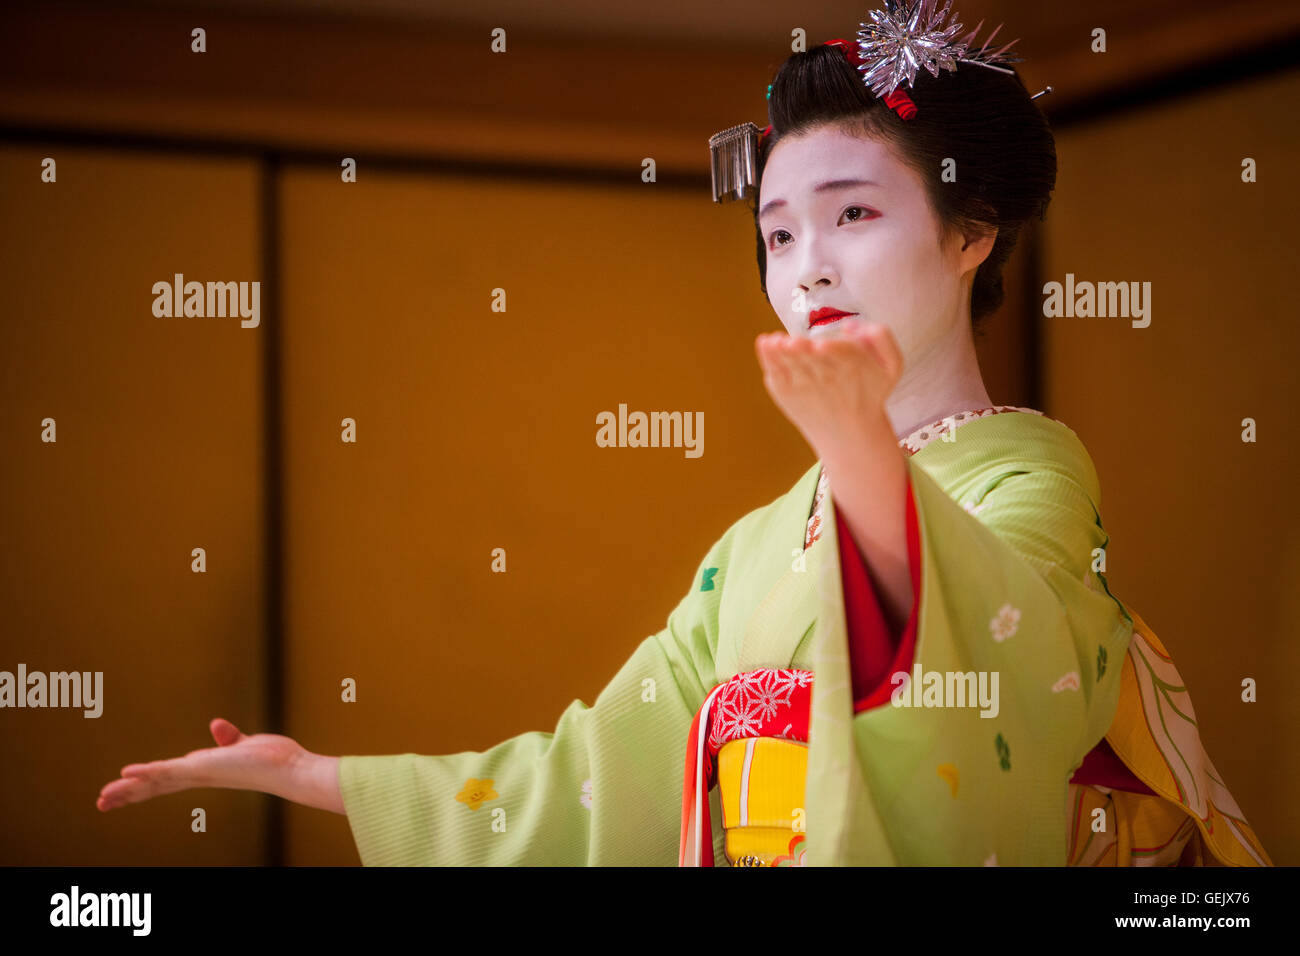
[753,42,1057,331]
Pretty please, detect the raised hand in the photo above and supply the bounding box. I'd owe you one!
[754,317,903,463]
[96,717,343,815]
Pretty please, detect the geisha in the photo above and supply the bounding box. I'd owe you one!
[96,2,1271,868]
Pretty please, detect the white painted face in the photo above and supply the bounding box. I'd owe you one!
[757,123,984,364]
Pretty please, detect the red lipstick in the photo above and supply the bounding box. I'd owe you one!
[808,307,858,328]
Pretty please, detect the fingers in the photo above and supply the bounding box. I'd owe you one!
[814,319,902,382]
[756,331,817,389]
[855,321,905,379]
[211,717,244,747]
[755,332,793,391]
[98,719,243,812]
[97,765,178,811]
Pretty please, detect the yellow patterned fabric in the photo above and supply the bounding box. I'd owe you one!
[717,737,809,866]
[1067,607,1271,866]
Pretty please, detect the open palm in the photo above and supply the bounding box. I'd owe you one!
[96,717,306,811]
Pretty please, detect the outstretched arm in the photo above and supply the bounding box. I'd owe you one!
[96,717,345,816]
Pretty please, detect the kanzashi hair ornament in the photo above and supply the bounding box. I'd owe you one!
[884,87,918,119]
[708,1,1034,203]
[855,0,1023,98]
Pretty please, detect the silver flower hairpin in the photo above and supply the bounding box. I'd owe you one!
[707,2,1044,203]
[856,0,1023,97]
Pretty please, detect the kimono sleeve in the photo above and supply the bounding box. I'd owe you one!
[948,458,1136,754]
[809,453,1137,864]
[337,534,729,866]
[898,455,1134,758]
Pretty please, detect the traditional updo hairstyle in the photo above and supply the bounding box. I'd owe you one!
[753,43,1057,334]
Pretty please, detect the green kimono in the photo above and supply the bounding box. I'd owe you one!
[339,410,1134,865]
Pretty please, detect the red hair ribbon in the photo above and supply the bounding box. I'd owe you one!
[884,87,918,119]
[823,37,917,121]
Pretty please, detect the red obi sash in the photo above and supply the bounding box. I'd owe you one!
[679,668,813,866]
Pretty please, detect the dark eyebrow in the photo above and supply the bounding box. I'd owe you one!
[758,179,881,222]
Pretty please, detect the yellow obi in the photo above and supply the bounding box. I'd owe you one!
[716,736,809,866]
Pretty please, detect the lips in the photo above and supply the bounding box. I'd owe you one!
[808,307,858,327]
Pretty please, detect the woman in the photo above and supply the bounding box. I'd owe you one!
[97,6,1271,867]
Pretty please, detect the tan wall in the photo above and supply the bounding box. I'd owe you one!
[0,144,268,863]
[1041,67,1300,866]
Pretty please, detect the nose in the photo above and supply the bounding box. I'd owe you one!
[799,273,836,291]
[796,247,839,294]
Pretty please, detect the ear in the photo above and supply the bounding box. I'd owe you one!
[957,224,998,275]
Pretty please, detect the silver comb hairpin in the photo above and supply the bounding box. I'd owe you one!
[708,122,763,204]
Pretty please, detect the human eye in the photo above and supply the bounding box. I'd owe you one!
[769,205,876,249]
[839,205,879,224]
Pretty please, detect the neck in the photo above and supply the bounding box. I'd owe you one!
[884,324,993,441]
